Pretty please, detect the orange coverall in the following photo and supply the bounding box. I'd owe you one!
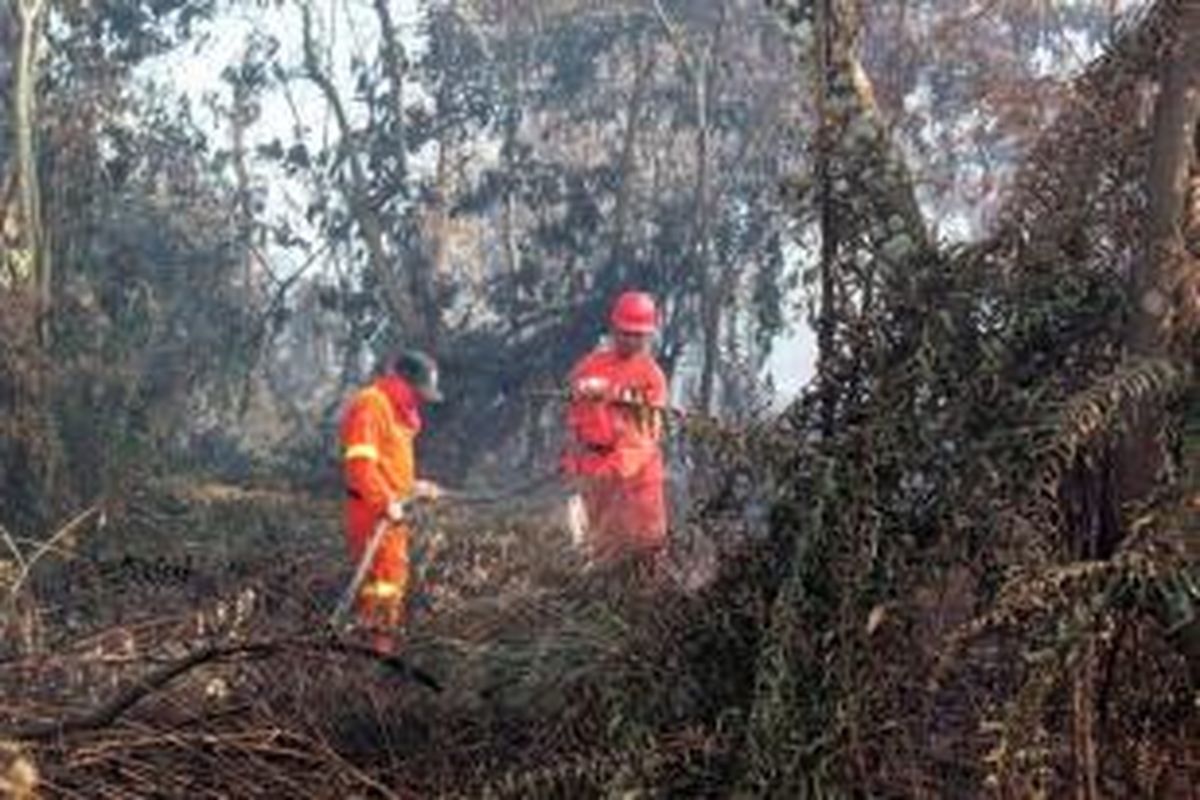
[339,375,421,637]
[562,347,668,563]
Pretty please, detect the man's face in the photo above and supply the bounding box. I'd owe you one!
[613,330,652,357]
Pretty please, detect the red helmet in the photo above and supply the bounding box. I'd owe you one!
[610,290,658,334]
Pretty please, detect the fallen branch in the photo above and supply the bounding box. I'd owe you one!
[4,634,441,742]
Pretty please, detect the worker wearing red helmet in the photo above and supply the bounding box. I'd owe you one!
[561,290,669,568]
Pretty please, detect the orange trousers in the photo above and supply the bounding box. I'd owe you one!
[345,500,409,651]
[579,473,667,564]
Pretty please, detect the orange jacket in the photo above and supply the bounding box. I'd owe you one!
[340,375,420,515]
[562,347,668,555]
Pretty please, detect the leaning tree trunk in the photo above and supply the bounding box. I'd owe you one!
[299,1,422,341]
[372,0,442,348]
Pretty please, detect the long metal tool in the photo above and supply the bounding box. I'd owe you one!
[527,387,689,420]
[328,501,410,631]
[328,474,570,631]
[436,469,568,508]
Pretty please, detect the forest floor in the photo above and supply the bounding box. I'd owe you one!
[1,478,758,797]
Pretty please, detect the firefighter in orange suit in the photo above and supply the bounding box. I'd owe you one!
[561,291,669,568]
[339,349,443,654]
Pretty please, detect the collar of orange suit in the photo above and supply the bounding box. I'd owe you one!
[376,374,423,432]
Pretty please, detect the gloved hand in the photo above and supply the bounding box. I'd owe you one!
[565,492,589,550]
[386,498,407,522]
[618,386,656,435]
[413,478,442,502]
[574,376,609,400]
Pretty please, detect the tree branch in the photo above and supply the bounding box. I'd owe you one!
[299,0,421,338]
[4,634,441,742]
[7,506,101,599]
[649,0,695,82]
[371,0,409,182]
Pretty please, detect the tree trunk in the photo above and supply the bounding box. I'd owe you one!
[649,0,725,414]
[653,1,714,413]
[695,6,731,416]
[1129,2,1200,358]
[815,0,837,438]
[230,73,256,292]
[1,0,13,255]
[696,53,718,415]
[498,0,523,325]
[1119,2,1200,502]
[371,0,440,347]
[12,0,47,339]
[300,1,421,340]
[501,111,520,289]
[417,89,453,349]
[609,37,654,271]
[429,128,453,282]
[1123,0,1200,685]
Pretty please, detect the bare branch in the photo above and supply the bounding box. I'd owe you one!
[8,506,101,599]
[649,0,696,81]
[371,0,409,181]
[0,524,27,572]
[299,0,421,337]
[4,634,441,742]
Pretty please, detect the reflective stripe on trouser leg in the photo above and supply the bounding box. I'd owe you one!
[349,522,409,643]
[357,578,407,627]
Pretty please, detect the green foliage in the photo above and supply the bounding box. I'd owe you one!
[0,0,263,522]
[742,2,1199,795]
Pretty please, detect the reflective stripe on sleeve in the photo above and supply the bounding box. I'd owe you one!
[344,443,379,461]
